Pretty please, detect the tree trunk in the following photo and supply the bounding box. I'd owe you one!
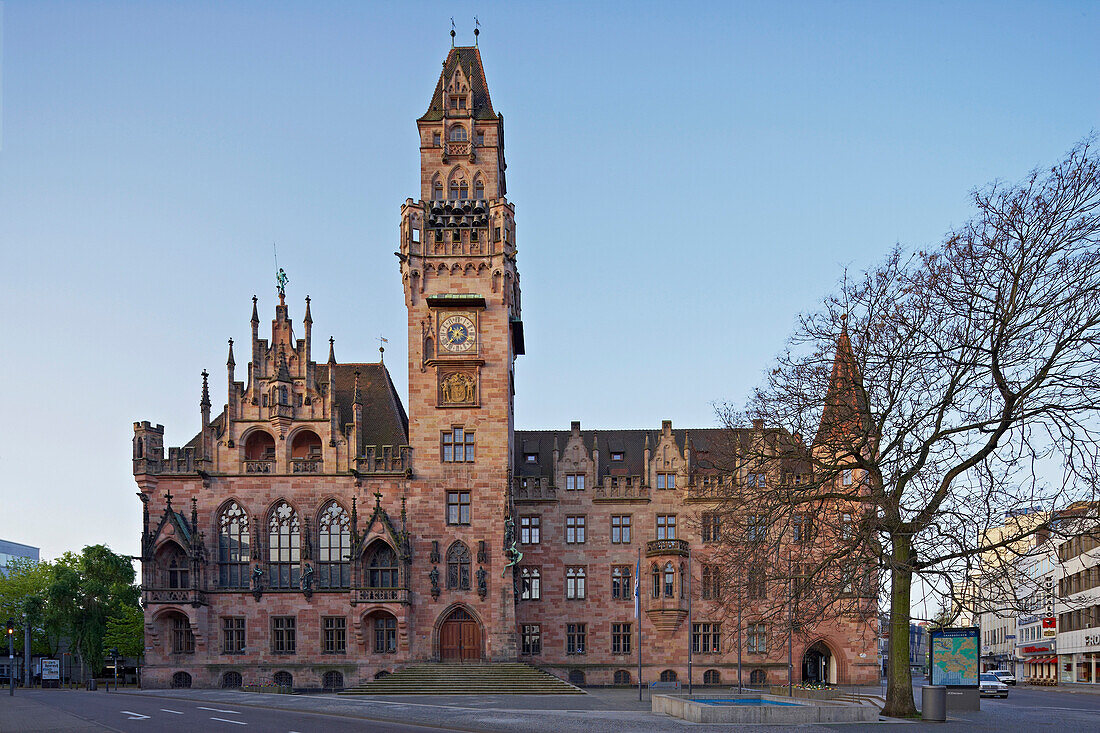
[882,538,918,717]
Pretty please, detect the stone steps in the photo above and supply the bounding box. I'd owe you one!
[339,662,585,695]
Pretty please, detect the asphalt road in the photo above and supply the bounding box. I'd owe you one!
[4,682,1100,732]
[5,690,454,733]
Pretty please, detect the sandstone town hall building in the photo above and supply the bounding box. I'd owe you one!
[132,44,879,691]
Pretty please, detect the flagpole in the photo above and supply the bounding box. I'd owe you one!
[737,597,743,692]
[637,545,642,701]
[687,548,693,696]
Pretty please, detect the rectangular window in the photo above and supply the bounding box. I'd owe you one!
[611,515,632,543]
[612,623,632,655]
[842,469,854,486]
[566,515,586,544]
[373,616,397,653]
[432,132,441,147]
[323,616,346,654]
[447,491,471,525]
[476,132,485,146]
[656,515,676,540]
[746,515,767,542]
[566,623,587,654]
[522,624,541,655]
[701,564,722,600]
[272,616,296,654]
[748,566,766,599]
[612,565,633,600]
[520,566,541,600]
[411,227,420,244]
[525,453,538,463]
[792,514,810,543]
[692,622,721,654]
[747,623,767,654]
[701,512,721,542]
[566,566,586,599]
[565,474,585,491]
[222,617,245,654]
[656,473,676,490]
[520,515,540,544]
[747,473,766,489]
[610,452,624,461]
[442,428,475,463]
[171,616,195,655]
[841,513,853,540]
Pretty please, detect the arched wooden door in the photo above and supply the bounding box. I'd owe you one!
[439,607,482,661]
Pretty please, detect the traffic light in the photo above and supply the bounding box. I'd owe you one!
[5,618,12,636]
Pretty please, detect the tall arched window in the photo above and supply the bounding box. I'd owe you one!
[245,431,275,460]
[663,562,676,598]
[168,613,194,654]
[433,179,444,201]
[318,502,350,588]
[449,125,467,142]
[268,501,301,588]
[449,175,469,201]
[159,544,189,589]
[474,178,485,200]
[291,430,322,460]
[651,563,660,599]
[367,543,399,588]
[446,541,471,590]
[218,501,250,588]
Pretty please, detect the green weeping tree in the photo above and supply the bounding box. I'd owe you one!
[713,138,1100,717]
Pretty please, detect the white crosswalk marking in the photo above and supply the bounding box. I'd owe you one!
[210,717,247,725]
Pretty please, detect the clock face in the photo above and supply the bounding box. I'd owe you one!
[440,313,477,353]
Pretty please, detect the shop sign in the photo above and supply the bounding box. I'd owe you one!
[1085,634,1100,647]
[1042,617,1057,629]
[1022,645,1053,654]
[1018,614,1038,626]
[1043,629,1057,638]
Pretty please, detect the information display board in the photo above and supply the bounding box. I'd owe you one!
[929,627,979,687]
[41,659,60,680]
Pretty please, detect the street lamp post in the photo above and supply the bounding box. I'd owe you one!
[6,617,14,697]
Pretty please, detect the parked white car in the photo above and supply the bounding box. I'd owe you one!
[979,673,1009,698]
[989,670,1016,686]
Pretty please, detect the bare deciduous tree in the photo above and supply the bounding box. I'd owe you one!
[707,139,1100,717]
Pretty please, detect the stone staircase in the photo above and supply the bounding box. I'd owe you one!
[339,662,585,695]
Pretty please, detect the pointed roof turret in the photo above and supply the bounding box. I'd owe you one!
[304,295,313,324]
[200,369,211,409]
[815,316,870,447]
[353,369,363,406]
[251,295,259,325]
[276,343,292,382]
[226,339,236,368]
[420,46,497,122]
[328,336,336,365]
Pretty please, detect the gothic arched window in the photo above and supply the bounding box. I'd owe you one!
[317,502,350,588]
[651,563,660,599]
[449,125,467,142]
[367,543,399,589]
[268,501,301,589]
[474,178,485,200]
[446,541,471,590]
[218,502,250,588]
[161,544,189,589]
[663,561,675,598]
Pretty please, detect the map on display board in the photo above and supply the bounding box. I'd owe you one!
[929,627,979,686]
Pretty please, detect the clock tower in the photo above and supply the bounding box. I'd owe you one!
[398,45,522,661]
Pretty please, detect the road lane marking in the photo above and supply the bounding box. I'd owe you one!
[121,711,151,720]
[161,709,184,714]
[210,717,247,725]
[199,707,242,714]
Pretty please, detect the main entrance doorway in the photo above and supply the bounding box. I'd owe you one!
[439,607,482,661]
[802,641,833,683]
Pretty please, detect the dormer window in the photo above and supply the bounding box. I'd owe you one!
[525,453,538,464]
[611,452,625,462]
[449,95,467,110]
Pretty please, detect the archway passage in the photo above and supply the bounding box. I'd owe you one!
[439,607,482,661]
[802,641,833,683]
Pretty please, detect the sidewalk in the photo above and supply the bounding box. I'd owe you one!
[0,693,107,732]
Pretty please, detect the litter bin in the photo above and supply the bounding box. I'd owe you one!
[86,679,97,691]
[922,685,946,722]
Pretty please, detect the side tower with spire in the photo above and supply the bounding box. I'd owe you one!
[399,44,522,660]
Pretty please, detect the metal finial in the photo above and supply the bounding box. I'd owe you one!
[474,16,480,45]
[451,18,456,46]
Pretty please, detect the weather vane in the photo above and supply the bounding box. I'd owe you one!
[474,17,480,45]
[450,18,456,46]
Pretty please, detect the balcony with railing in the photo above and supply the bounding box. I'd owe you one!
[595,476,650,502]
[354,445,411,476]
[143,587,208,606]
[350,587,409,605]
[244,459,274,474]
[646,538,690,558]
[291,458,321,474]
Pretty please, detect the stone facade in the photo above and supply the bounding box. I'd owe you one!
[133,45,878,691]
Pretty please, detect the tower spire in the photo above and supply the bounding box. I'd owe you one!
[200,369,211,429]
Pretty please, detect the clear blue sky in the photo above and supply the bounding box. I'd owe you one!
[1,1,1097,563]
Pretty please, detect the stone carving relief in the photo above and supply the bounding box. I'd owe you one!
[440,372,477,405]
